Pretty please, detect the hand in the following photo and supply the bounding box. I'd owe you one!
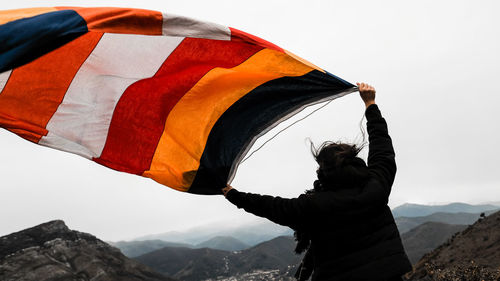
[357,82,376,108]
[222,185,233,197]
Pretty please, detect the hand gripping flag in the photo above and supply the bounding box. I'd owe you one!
[0,7,357,194]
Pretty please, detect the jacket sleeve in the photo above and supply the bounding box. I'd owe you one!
[365,104,396,195]
[225,189,315,229]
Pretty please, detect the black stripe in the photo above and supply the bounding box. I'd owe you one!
[0,10,88,73]
[189,70,354,194]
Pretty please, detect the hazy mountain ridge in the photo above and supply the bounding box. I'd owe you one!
[135,236,302,281]
[133,220,293,246]
[110,240,194,257]
[195,236,249,251]
[392,202,499,218]
[395,211,498,234]
[405,210,500,281]
[0,220,176,281]
[401,222,468,264]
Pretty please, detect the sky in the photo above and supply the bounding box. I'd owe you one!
[1,0,499,241]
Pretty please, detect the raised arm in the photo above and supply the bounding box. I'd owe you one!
[357,83,396,195]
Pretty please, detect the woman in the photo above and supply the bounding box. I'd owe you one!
[222,83,412,281]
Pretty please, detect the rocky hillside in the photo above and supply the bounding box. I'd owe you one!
[405,211,500,281]
[0,220,176,281]
[135,236,302,281]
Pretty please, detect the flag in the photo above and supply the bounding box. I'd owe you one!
[0,7,356,194]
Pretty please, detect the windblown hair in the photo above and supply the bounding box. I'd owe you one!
[311,141,369,190]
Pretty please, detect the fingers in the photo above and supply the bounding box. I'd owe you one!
[221,184,233,197]
[356,82,375,93]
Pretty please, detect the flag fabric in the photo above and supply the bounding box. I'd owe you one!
[0,7,356,194]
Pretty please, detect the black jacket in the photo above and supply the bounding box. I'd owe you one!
[226,104,412,281]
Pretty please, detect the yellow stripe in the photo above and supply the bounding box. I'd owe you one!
[143,48,313,191]
[0,7,57,25]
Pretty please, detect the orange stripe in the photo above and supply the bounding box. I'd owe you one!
[285,50,325,73]
[56,7,163,35]
[0,7,57,25]
[143,49,313,191]
[0,32,103,143]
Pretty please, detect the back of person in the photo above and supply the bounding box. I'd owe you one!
[306,188,409,280]
[222,83,412,281]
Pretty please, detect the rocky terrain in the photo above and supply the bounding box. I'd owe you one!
[0,220,176,281]
[405,211,500,281]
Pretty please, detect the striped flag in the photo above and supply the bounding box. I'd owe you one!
[0,7,356,194]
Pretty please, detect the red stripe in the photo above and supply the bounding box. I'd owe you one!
[95,38,263,174]
[229,27,284,53]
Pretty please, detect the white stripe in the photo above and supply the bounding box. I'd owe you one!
[40,132,95,159]
[0,70,12,94]
[40,33,184,158]
[162,13,231,40]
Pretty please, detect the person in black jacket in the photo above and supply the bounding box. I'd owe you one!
[222,83,412,281]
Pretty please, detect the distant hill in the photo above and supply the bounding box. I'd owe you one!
[406,210,500,281]
[401,222,467,264]
[195,236,249,251]
[392,203,499,218]
[110,240,193,257]
[135,236,301,281]
[395,211,498,234]
[136,246,230,281]
[0,220,176,281]
[134,219,292,246]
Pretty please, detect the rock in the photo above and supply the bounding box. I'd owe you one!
[0,220,176,281]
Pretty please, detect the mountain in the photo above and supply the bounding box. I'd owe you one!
[395,211,498,234]
[0,220,176,281]
[195,236,249,251]
[227,236,301,273]
[401,222,468,264]
[110,240,193,257]
[405,210,500,281]
[392,202,499,218]
[136,246,229,281]
[134,219,293,246]
[135,236,302,281]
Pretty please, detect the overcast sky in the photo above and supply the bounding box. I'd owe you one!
[1,0,499,241]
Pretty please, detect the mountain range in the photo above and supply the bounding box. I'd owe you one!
[394,210,498,234]
[111,236,250,257]
[134,236,301,281]
[133,219,293,246]
[392,202,499,217]
[3,202,498,280]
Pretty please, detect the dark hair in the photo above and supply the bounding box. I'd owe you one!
[310,141,369,190]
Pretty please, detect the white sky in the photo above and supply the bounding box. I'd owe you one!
[1,0,499,241]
